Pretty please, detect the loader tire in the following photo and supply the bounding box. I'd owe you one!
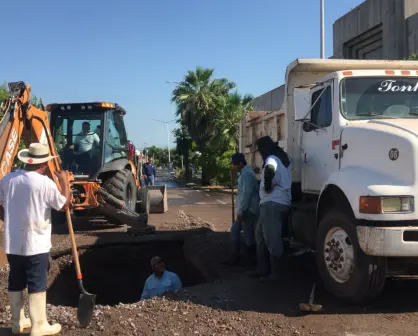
[103,169,137,224]
[316,207,386,304]
[136,188,150,219]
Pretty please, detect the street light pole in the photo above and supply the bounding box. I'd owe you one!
[320,0,325,59]
[152,118,176,164]
[166,122,171,163]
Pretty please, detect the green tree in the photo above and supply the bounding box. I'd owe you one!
[171,67,235,185]
[0,83,9,103]
[213,91,254,152]
[408,53,418,60]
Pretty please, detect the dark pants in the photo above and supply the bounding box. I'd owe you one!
[230,211,257,246]
[7,253,50,294]
[62,151,92,175]
[145,175,155,186]
[255,202,290,258]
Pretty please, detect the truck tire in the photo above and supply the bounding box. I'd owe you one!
[316,208,386,304]
[103,169,137,224]
[136,188,150,218]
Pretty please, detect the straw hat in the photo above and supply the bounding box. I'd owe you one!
[17,143,57,164]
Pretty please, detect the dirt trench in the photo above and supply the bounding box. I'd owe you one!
[47,240,206,306]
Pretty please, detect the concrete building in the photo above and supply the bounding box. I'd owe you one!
[333,0,418,60]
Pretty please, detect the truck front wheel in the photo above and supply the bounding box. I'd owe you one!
[316,209,386,304]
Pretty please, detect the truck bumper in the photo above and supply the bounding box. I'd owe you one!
[357,226,418,257]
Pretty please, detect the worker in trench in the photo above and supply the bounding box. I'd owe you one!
[248,136,292,282]
[140,256,182,300]
[226,153,259,267]
[0,143,70,335]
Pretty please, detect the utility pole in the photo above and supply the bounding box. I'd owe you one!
[166,123,170,163]
[320,0,325,59]
[152,119,176,164]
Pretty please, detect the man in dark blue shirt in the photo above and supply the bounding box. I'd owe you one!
[143,159,156,186]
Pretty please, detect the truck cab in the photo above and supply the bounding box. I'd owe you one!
[242,59,418,303]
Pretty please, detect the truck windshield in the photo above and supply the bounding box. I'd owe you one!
[340,77,418,120]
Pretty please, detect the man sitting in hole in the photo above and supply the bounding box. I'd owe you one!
[141,256,182,300]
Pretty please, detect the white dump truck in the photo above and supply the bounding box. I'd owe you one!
[240,58,418,303]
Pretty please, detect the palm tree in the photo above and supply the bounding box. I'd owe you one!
[212,91,254,152]
[171,67,235,184]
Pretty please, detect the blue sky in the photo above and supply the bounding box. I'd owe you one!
[0,0,364,149]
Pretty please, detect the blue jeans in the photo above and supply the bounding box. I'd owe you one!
[255,202,290,258]
[145,175,155,186]
[231,211,256,246]
[7,253,50,294]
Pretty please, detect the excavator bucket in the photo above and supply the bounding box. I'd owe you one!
[148,185,168,213]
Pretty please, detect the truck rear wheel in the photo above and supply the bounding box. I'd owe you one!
[103,169,137,224]
[316,208,386,304]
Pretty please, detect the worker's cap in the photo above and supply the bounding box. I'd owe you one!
[255,136,277,152]
[18,143,57,165]
[230,153,246,165]
[150,256,164,268]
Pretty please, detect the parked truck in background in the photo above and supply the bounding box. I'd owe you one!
[240,58,418,303]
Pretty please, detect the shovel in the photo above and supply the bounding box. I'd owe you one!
[65,210,96,328]
[299,283,322,313]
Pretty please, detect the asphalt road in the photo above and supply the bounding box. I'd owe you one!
[152,173,233,232]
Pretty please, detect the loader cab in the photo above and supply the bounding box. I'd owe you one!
[48,102,129,180]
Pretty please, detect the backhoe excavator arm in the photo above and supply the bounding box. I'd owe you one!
[0,81,148,229]
[0,81,69,190]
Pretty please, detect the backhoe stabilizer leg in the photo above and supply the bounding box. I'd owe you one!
[97,188,147,228]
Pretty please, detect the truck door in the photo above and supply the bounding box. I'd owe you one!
[302,83,335,193]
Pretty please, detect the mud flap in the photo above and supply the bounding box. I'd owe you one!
[148,185,168,213]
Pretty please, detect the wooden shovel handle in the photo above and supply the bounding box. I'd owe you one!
[65,210,83,280]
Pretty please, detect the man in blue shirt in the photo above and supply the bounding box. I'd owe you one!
[141,256,182,300]
[142,159,156,186]
[227,153,259,267]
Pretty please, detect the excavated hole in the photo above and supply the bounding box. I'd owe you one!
[47,241,206,306]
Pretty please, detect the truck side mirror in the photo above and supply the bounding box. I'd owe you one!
[294,87,311,121]
[302,122,315,132]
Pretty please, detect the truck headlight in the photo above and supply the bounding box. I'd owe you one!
[359,196,414,214]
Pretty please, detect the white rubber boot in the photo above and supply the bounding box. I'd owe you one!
[8,291,31,334]
[28,292,61,336]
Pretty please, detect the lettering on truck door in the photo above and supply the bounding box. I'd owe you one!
[301,84,335,193]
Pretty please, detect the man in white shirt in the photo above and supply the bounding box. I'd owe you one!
[248,136,292,282]
[69,122,100,174]
[1,143,70,335]
[71,122,100,153]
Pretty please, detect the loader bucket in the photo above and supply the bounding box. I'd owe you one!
[148,185,168,213]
